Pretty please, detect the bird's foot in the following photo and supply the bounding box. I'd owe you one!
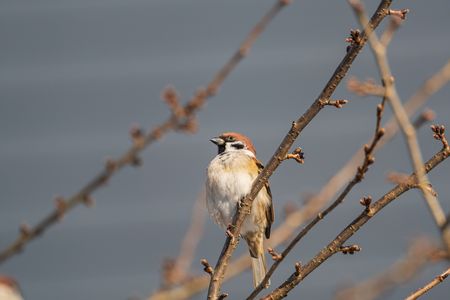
[226,224,239,242]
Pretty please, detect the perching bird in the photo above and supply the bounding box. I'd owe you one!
[0,275,23,300]
[205,132,273,288]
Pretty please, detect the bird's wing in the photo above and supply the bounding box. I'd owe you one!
[255,158,274,239]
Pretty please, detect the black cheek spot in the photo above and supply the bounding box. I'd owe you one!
[232,143,244,150]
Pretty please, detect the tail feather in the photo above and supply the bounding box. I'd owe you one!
[251,255,270,288]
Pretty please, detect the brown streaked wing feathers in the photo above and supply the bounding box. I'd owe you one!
[256,159,274,239]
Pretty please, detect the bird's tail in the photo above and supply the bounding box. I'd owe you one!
[251,254,269,288]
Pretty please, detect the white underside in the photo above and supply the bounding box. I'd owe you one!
[205,149,270,235]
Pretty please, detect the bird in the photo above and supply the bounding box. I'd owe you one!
[0,275,23,300]
[205,132,273,288]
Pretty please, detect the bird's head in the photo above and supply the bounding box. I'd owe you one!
[210,132,256,155]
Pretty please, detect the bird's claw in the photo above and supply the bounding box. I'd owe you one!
[226,224,239,242]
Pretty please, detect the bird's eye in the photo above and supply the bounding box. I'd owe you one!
[226,136,235,142]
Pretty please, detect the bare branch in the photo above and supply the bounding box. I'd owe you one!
[261,132,450,299]
[207,2,394,299]
[148,55,448,300]
[247,98,386,299]
[149,10,450,300]
[348,0,450,254]
[405,266,450,300]
[335,238,444,300]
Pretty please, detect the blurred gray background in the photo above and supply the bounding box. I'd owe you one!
[1,0,449,299]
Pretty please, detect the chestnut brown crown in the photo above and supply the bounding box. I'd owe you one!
[214,132,256,155]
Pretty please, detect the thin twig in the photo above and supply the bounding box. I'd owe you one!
[247,98,386,299]
[348,0,450,255]
[261,130,450,299]
[335,237,445,300]
[0,0,287,265]
[405,266,450,300]
[207,2,394,299]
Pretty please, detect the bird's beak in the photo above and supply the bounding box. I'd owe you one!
[210,137,225,146]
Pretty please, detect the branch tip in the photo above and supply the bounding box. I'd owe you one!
[359,196,372,208]
[388,9,409,20]
[218,293,229,300]
[294,262,302,276]
[431,124,449,151]
[345,29,362,46]
[282,147,305,164]
[376,103,383,114]
[268,248,283,261]
[377,128,385,138]
[339,244,362,255]
[201,258,214,276]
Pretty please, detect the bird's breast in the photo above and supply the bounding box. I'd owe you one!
[205,153,258,227]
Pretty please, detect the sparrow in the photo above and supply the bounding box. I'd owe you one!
[205,132,274,288]
[0,275,23,300]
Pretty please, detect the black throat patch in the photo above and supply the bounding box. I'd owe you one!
[217,144,226,154]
